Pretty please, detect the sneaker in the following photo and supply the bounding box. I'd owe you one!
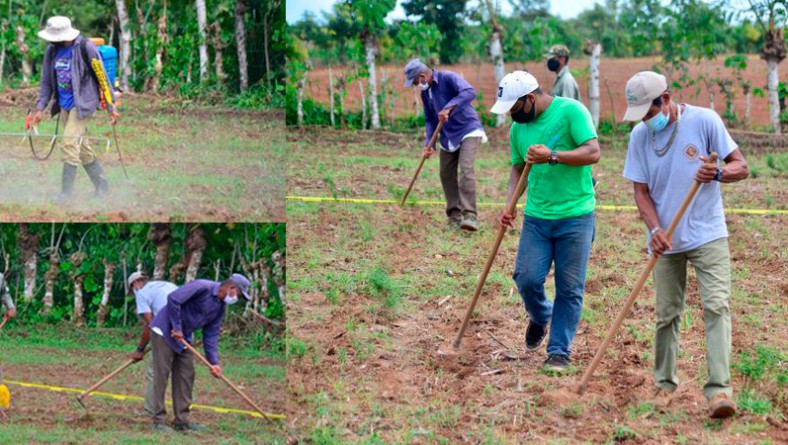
[525,321,547,350]
[543,354,570,372]
[459,216,480,232]
[152,423,173,432]
[708,393,737,419]
[174,423,207,432]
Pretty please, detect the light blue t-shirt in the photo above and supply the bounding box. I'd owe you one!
[623,104,737,254]
[135,280,178,316]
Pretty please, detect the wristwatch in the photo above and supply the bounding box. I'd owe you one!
[548,151,559,166]
[713,168,723,182]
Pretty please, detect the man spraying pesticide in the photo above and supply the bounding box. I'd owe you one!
[32,16,121,203]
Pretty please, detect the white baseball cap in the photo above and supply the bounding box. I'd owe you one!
[38,16,80,42]
[127,271,146,288]
[623,71,668,121]
[490,71,540,114]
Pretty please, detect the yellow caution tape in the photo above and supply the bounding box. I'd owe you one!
[5,379,284,420]
[286,195,788,216]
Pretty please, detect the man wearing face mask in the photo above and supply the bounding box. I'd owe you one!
[0,273,16,323]
[545,45,580,102]
[621,71,748,419]
[127,272,178,417]
[148,273,252,432]
[402,59,487,231]
[490,71,600,372]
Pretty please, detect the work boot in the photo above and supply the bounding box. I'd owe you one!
[543,354,570,372]
[152,423,174,432]
[525,321,548,350]
[83,160,109,198]
[459,216,480,232]
[54,163,77,204]
[708,393,737,419]
[174,423,206,432]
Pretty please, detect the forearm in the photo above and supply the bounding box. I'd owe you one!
[634,187,661,231]
[137,325,151,350]
[555,140,600,166]
[444,88,475,110]
[720,159,748,183]
[507,164,525,204]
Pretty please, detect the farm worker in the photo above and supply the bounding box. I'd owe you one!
[127,272,178,417]
[490,71,600,372]
[0,273,16,322]
[402,59,487,231]
[32,16,120,204]
[545,45,581,102]
[148,273,252,432]
[621,71,749,419]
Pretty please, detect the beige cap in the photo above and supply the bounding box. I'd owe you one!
[38,16,80,42]
[623,71,668,121]
[127,271,146,288]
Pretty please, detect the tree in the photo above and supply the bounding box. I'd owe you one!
[115,0,133,91]
[195,0,209,82]
[484,0,506,127]
[235,0,249,91]
[403,0,469,64]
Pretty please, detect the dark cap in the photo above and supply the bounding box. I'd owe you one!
[403,59,429,87]
[228,273,252,301]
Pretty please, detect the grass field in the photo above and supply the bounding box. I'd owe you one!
[0,324,285,444]
[286,126,787,444]
[0,93,284,222]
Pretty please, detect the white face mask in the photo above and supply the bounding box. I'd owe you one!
[418,81,430,91]
[225,292,239,305]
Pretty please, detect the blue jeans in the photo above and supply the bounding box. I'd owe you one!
[512,211,595,357]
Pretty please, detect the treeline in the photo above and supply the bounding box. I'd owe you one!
[0,0,285,106]
[0,223,285,330]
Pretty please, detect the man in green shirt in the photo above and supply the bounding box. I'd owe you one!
[491,70,600,372]
[545,45,581,101]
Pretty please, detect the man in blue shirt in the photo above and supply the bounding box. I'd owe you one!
[127,272,178,417]
[403,59,487,231]
[148,273,252,432]
[33,16,120,203]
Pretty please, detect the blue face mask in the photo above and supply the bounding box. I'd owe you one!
[645,109,669,132]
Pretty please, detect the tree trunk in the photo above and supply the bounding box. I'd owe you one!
[96,260,116,327]
[41,251,58,315]
[338,72,346,128]
[70,252,86,326]
[329,66,335,128]
[115,0,132,91]
[588,43,602,129]
[767,58,781,134]
[235,0,249,92]
[485,2,506,129]
[213,21,225,84]
[357,65,367,129]
[184,227,207,283]
[743,84,751,130]
[195,0,209,82]
[19,223,39,304]
[149,223,171,280]
[272,251,285,309]
[364,35,380,129]
[0,39,6,85]
[16,26,30,87]
[297,76,305,127]
[149,6,167,93]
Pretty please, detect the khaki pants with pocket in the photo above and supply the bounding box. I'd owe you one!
[60,110,97,167]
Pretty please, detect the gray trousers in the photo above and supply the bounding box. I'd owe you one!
[151,334,195,426]
[144,355,154,416]
[439,136,479,221]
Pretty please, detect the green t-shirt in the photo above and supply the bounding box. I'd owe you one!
[510,96,598,220]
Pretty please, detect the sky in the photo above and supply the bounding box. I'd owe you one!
[286,0,605,24]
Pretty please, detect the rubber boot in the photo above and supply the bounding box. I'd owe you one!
[83,160,109,198]
[54,163,77,204]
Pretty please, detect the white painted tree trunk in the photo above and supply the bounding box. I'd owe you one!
[213,22,225,84]
[235,0,249,91]
[365,37,380,129]
[588,43,602,129]
[151,224,171,280]
[357,66,367,129]
[195,0,209,82]
[97,261,115,327]
[184,228,206,283]
[272,252,285,308]
[767,59,781,134]
[115,0,132,91]
[185,250,203,282]
[744,90,752,130]
[297,76,305,127]
[0,40,6,85]
[329,66,335,127]
[73,278,84,326]
[23,256,36,303]
[16,26,30,87]
[489,30,506,127]
[41,253,58,315]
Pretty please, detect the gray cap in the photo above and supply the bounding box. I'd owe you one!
[228,273,252,301]
[403,59,429,87]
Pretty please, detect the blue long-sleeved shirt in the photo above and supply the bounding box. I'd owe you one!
[422,70,483,151]
[151,279,226,365]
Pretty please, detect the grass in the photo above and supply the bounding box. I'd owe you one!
[0,102,284,221]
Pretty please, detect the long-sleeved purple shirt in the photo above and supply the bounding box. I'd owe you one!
[151,279,226,365]
[422,70,483,150]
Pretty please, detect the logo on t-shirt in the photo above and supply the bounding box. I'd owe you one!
[684,144,699,161]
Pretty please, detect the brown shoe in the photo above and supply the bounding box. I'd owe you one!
[708,393,737,419]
